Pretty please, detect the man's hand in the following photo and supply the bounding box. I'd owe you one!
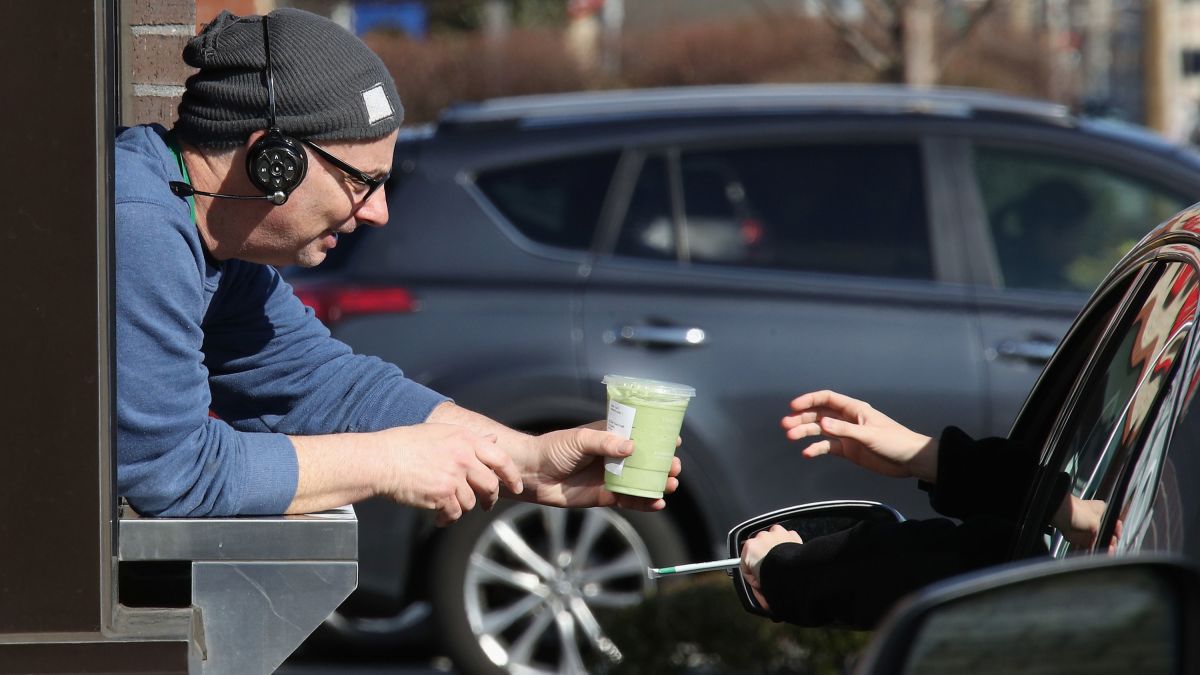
[740,524,803,611]
[511,421,682,511]
[375,423,523,526]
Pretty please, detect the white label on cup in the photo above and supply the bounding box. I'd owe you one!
[604,400,636,476]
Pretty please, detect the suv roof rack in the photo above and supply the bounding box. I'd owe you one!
[438,84,1073,129]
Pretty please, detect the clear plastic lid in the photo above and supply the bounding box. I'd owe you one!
[602,374,696,399]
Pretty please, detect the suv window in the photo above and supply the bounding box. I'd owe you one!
[617,143,933,279]
[1041,262,1197,557]
[475,152,621,250]
[973,147,1191,293]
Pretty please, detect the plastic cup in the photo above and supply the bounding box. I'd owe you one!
[602,375,696,499]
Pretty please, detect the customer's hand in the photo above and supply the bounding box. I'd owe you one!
[375,424,523,526]
[511,421,682,511]
[740,524,803,611]
[782,390,938,482]
[1052,494,1115,550]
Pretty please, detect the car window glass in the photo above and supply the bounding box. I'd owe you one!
[1045,262,1197,556]
[1127,360,1200,561]
[475,152,620,251]
[616,143,933,279]
[973,147,1191,293]
[617,154,676,260]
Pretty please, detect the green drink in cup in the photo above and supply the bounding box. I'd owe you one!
[602,375,696,499]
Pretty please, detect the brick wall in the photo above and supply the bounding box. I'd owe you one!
[123,0,196,126]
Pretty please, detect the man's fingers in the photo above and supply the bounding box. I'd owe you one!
[668,456,682,478]
[474,437,524,494]
[614,494,666,511]
[436,491,465,527]
[577,427,634,458]
[466,462,501,511]
[456,480,477,515]
[663,476,679,494]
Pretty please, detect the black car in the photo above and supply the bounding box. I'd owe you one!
[726,203,1200,671]
[290,84,1200,673]
[855,200,1200,674]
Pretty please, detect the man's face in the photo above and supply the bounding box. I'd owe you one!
[245,130,398,268]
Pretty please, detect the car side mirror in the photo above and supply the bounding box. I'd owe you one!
[855,555,1200,675]
[727,500,905,618]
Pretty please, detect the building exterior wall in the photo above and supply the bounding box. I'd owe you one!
[122,0,274,128]
[121,0,195,127]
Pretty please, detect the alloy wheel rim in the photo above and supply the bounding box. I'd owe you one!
[464,504,654,675]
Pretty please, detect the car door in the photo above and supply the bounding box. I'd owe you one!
[581,132,982,525]
[951,131,1196,434]
[1009,213,1200,563]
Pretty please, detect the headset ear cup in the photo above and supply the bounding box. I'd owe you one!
[246,130,308,202]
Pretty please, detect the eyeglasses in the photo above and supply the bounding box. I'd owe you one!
[302,139,390,205]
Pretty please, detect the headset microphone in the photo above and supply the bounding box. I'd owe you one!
[171,17,306,209]
[169,181,288,205]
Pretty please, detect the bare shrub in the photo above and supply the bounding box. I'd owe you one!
[619,15,853,88]
[366,13,1054,125]
[939,24,1053,98]
[366,27,587,124]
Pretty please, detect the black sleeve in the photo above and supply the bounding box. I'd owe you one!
[757,516,1023,629]
[918,426,1040,520]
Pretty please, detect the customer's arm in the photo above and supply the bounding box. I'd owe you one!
[748,517,1023,629]
[783,390,1104,544]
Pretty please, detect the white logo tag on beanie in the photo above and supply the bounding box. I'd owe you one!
[362,84,394,124]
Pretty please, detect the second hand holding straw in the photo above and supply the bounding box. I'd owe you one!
[647,557,740,579]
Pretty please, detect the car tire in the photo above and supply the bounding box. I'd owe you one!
[431,501,688,675]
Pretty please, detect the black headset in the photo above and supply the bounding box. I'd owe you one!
[171,16,307,206]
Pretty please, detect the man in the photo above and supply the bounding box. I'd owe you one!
[115,8,680,521]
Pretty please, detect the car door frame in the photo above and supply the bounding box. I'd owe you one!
[1009,231,1200,559]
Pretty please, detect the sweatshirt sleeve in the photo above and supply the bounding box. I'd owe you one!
[918,426,1041,520]
[116,200,299,517]
[199,261,449,437]
[758,516,1020,629]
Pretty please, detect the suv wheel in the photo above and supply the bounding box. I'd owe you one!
[432,502,686,675]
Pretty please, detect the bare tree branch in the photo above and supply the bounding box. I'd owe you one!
[864,0,899,31]
[816,0,895,73]
[940,0,1006,65]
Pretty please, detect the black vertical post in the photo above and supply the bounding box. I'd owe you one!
[0,4,187,670]
[0,2,111,637]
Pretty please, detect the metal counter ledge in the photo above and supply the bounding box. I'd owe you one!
[117,504,358,675]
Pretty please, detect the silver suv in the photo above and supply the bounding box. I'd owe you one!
[289,85,1200,674]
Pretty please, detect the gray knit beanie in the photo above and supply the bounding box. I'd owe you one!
[175,8,403,148]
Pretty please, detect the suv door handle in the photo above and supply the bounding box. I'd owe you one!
[992,338,1057,366]
[606,325,707,348]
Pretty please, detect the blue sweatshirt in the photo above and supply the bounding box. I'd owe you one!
[115,125,448,517]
